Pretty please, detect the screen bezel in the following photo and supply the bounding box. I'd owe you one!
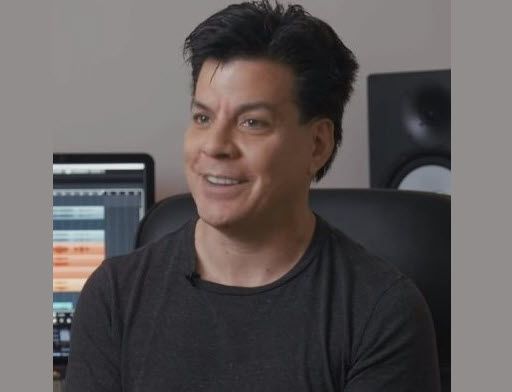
[53,153,155,211]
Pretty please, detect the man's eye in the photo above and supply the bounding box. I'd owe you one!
[192,114,210,126]
[241,119,269,129]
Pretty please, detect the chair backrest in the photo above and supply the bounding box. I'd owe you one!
[135,188,450,390]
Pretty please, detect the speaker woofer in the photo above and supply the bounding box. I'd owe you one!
[402,85,451,147]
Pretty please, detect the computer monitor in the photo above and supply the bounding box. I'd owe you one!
[52,153,154,366]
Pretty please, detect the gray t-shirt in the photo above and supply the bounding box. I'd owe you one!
[65,216,441,391]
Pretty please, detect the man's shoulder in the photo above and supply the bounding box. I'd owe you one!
[322,219,403,279]
[318,218,409,304]
[318,218,432,352]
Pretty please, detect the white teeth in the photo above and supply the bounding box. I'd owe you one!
[205,175,242,185]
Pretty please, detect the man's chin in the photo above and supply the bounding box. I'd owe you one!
[197,210,239,231]
[194,200,236,226]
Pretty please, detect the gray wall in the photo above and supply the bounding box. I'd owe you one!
[53,0,450,201]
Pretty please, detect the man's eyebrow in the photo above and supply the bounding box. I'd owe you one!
[190,99,212,112]
[190,99,276,116]
[234,102,276,117]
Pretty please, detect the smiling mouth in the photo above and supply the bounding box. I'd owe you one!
[204,174,246,186]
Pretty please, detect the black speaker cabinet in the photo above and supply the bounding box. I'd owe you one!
[368,69,450,194]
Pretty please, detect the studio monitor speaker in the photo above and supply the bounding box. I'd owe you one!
[368,70,451,194]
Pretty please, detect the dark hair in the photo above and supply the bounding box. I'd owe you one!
[183,0,358,181]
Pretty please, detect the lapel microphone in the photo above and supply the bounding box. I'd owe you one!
[185,271,200,287]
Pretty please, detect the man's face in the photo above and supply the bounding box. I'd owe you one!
[184,58,318,229]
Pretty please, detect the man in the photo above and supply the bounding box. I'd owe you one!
[65,1,441,391]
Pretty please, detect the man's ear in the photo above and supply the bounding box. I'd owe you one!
[308,118,335,178]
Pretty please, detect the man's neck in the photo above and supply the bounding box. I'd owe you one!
[194,210,316,287]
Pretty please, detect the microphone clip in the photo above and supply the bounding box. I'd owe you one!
[185,271,200,287]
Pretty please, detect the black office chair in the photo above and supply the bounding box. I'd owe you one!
[135,188,450,391]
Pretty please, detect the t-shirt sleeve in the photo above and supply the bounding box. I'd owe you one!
[344,277,441,392]
[64,262,122,392]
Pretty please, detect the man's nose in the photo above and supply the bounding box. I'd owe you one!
[201,121,239,159]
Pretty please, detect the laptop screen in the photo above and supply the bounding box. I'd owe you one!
[52,153,154,364]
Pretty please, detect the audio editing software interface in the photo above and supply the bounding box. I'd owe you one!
[53,162,148,361]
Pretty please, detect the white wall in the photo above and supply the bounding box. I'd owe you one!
[53,0,450,201]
